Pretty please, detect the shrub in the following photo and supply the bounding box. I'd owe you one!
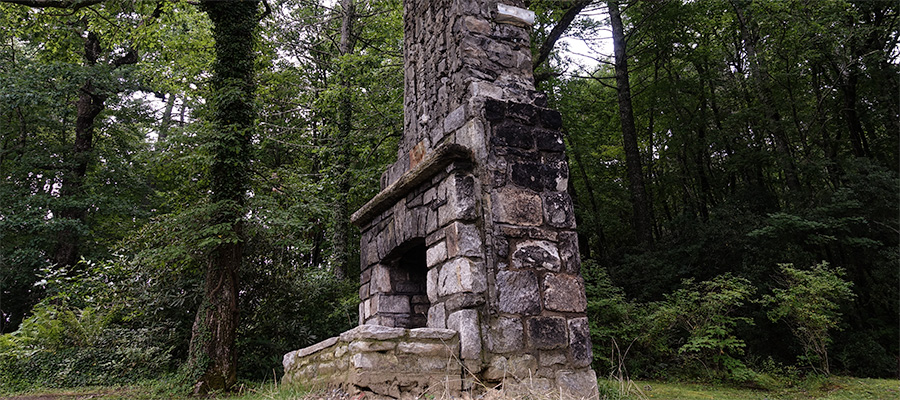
[652,274,756,382]
[763,262,855,375]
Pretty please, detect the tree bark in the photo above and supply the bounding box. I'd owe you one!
[329,0,356,280]
[607,0,655,247]
[52,31,105,268]
[189,1,258,393]
[158,92,176,142]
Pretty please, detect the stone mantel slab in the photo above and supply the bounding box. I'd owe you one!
[351,143,473,227]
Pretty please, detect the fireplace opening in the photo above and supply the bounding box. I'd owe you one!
[388,239,429,329]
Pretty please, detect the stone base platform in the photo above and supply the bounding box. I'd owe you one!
[282,325,463,399]
[283,325,599,399]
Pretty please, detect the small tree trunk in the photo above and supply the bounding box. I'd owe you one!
[158,92,176,142]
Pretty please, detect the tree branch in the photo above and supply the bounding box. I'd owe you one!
[1,0,104,10]
[533,0,592,74]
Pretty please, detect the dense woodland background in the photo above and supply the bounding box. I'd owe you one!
[0,0,897,392]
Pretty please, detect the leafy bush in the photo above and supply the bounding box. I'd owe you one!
[764,262,855,375]
[653,274,756,382]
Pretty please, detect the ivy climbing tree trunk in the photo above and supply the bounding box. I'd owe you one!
[188,0,258,393]
[329,0,357,280]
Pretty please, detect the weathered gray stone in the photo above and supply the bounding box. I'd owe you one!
[447,309,481,360]
[375,295,411,314]
[427,302,446,328]
[492,187,543,226]
[557,231,580,274]
[496,270,541,315]
[539,350,567,367]
[426,241,448,267]
[296,337,339,357]
[398,341,452,356]
[543,192,576,228]
[512,240,561,272]
[444,105,467,133]
[463,15,491,35]
[484,354,541,381]
[438,257,486,296]
[487,317,524,353]
[445,292,486,311]
[542,273,587,312]
[496,3,535,27]
[349,340,397,353]
[527,316,568,349]
[445,221,482,258]
[370,264,392,293]
[340,325,406,341]
[426,266,440,303]
[555,369,599,399]
[469,81,503,100]
[483,356,509,381]
[409,327,457,341]
[568,317,593,368]
[351,352,399,370]
[455,119,487,161]
[417,356,454,371]
[283,350,298,373]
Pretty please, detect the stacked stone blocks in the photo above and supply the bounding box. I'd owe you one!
[282,325,461,398]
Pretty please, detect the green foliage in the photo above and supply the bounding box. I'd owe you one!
[0,261,174,391]
[653,275,756,382]
[764,263,855,375]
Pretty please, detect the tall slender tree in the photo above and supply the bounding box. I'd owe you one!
[606,0,655,247]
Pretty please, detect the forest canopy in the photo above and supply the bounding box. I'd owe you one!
[0,0,897,392]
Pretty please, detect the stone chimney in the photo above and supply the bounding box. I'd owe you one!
[284,1,599,398]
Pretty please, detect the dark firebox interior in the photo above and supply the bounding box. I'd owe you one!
[390,240,429,329]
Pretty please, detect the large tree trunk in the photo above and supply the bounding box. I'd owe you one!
[607,0,655,247]
[189,1,258,393]
[52,31,105,268]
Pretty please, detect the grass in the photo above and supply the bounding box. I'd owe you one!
[634,377,899,400]
[1,377,897,400]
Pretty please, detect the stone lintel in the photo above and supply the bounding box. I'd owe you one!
[351,143,473,227]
